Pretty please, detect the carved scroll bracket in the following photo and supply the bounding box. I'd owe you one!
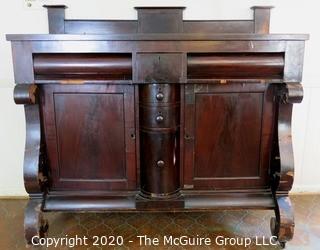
[270,83,302,247]
[14,84,48,194]
[280,82,303,104]
[272,83,303,193]
[14,84,38,105]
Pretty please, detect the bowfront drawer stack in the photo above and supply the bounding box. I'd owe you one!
[139,84,180,199]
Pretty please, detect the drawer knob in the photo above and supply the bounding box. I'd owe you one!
[156,160,165,167]
[156,92,164,101]
[156,115,164,123]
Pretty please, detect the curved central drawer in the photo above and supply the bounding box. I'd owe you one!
[139,84,180,104]
[140,130,180,198]
[139,83,181,199]
[140,105,179,129]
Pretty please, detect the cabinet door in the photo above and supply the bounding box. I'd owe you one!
[41,84,136,191]
[183,84,274,190]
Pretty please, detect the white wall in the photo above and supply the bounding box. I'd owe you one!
[1,0,319,196]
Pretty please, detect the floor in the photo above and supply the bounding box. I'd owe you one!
[0,195,319,250]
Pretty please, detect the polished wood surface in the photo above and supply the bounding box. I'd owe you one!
[33,53,132,80]
[43,5,67,34]
[187,53,284,79]
[7,33,309,41]
[251,6,273,34]
[139,83,180,103]
[140,130,180,197]
[41,84,136,190]
[183,83,274,190]
[7,5,308,247]
[194,92,263,179]
[136,53,184,83]
[139,84,180,198]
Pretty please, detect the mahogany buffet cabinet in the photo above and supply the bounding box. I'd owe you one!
[7,5,308,247]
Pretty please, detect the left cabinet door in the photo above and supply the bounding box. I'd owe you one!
[41,84,136,191]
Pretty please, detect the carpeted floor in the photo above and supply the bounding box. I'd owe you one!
[0,195,319,249]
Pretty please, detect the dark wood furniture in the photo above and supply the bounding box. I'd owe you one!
[7,5,308,247]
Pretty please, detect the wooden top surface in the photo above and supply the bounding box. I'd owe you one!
[6,33,309,41]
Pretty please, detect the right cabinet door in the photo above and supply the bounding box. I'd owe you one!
[183,83,274,190]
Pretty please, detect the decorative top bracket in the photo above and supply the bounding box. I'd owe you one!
[43,5,67,34]
[135,7,185,33]
[43,5,273,34]
[251,6,273,33]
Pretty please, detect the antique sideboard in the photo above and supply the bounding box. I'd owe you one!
[7,5,308,247]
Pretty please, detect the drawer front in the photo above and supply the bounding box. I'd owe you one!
[140,106,179,129]
[139,84,180,104]
[136,53,184,83]
[138,83,181,198]
[33,53,133,81]
[140,130,180,197]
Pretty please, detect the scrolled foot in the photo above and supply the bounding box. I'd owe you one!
[270,196,294,248]
[270,216,278,236]
[279,241,286,249]
[24,199,48,245]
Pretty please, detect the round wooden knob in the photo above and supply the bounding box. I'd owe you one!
[156,115,164,123]
[156,160,165,167]
[156,92,164,101]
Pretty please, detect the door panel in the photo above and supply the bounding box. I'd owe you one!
[55,93,125,180]
[183,83,274,190]
[41,84,136,191]
[194,92,262,178]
